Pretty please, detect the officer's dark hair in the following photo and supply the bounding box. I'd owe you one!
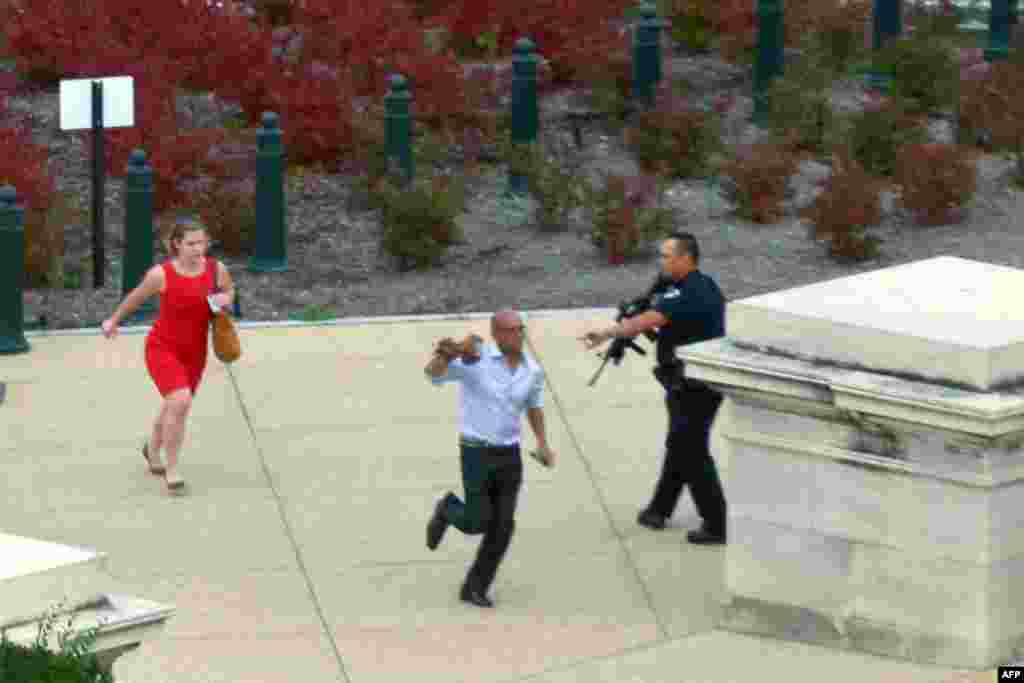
[667,232,699,264]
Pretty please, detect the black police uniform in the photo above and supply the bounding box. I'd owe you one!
[646,269,727,536]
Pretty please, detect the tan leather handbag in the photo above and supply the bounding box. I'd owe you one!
[211,312,241,363]
[208,260,241,364]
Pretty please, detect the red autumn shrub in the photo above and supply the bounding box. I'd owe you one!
[719,142,798,223]
[105,122,231,213]
[421,0,633,84]
[266,69,356,168]
[3,0,225,86]
[293,0,421,95]
[895,143,976,226]
[0,106,67,286]
[716,0,756,62]
[4,0,245,209]
[250,0,297,26]
[4,0,126,84]
[800,149,882,262]
[174,5,272,94]
[4,0,267,106]
[959,59,1024,181]
[0,124,54,217]
[388,52,470,128]
[86,59,232,212]
[290,0,470,129]
[204,23,279,125]
[194,175,257,256]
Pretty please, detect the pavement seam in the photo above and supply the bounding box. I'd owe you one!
[521,321,670,642]
[223,363,353,683]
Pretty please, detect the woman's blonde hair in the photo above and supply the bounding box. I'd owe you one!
[161,215,208,257]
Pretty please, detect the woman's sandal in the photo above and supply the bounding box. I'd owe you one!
[165,474,186,495]
[141,443,166,475]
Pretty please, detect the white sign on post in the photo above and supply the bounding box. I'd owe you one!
[58,76,135,131]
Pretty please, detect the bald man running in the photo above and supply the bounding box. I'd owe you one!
[423,310,555,608]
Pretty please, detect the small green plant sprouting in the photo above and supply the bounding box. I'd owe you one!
[291,304,337,322]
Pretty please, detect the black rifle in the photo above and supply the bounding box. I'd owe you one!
[587,275,671,387]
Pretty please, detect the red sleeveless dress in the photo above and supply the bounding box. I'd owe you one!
[145,258,217,397]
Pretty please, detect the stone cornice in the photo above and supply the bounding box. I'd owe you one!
[681,338,1024,439]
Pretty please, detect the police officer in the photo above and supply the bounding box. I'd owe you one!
[581,232,727,545]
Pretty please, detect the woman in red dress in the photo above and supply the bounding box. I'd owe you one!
[102,218,235,495]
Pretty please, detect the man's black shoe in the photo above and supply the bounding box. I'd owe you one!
[426,498,449,550]
[637,508,667,530]
[459,585,494,608]
[686,527,726,545]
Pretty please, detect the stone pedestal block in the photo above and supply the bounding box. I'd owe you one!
[680,256,1024,670]
[0,532,112,625]
[1,532,174,680]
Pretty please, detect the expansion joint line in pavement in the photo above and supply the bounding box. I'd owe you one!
[223,364,353,683]
[522,328,669,641]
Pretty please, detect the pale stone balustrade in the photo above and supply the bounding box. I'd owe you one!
[681,256,1024,670]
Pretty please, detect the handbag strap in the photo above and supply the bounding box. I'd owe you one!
[208,257,220,294]
[206,258,226,319]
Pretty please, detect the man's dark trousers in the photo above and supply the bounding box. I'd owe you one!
[440,441,523,593]
[648,384,727,534]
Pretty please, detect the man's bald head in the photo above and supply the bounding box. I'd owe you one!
[491,309,525,358]
[492,310,522,329]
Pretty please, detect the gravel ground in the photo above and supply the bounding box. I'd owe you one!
[8,53,1024,330]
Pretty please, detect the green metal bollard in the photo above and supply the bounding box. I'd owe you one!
[384,74,414,186]
[868,0,902,92]
[249,111,288,273]
[633,2,663,109]
[752,0,785,124]
[508,37,539,196]
[987,0,1011,61]
[0,186,29,354]
[122,149,155,321]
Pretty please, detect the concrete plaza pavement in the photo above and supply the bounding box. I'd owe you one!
[0,309,996,682]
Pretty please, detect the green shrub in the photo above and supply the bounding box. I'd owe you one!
[785,0,871,74]
[904,1,962,42]
[0,600,112,683]
[838,95,928,177]
[625,106,722,179]
[581,173,675,264]
[659,0,715,51]
[580,52,634,128]
[376,174,465,271]
[290,304,336,322]
[25,193,81,289]
[765,48,836,155]
[346,110,470,213]
[876,34,957,114]
[502,139,585,232]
